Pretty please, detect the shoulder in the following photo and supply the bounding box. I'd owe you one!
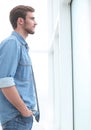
[0,35,21,51]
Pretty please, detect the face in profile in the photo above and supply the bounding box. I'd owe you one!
[23,12,37,34]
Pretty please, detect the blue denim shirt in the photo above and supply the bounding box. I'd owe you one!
[0,31,36,124]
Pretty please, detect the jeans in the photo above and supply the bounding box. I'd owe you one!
[1,115,33,130]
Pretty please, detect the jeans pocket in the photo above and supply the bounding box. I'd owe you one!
[2,115,33,130]
[16,115,33,124]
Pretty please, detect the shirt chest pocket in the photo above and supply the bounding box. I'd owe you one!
[16,53,32,81]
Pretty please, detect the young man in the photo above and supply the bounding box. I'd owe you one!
[0,5,40,130]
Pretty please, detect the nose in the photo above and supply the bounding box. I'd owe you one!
[35,21,37,25]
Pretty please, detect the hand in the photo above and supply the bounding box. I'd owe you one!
[21,108,33,117]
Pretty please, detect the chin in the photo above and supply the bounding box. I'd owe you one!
[26,29,35,34]
[30,31,35,34]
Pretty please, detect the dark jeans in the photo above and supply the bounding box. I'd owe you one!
[1,115,33,130]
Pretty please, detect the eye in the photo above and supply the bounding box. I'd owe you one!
[30,17,35,20]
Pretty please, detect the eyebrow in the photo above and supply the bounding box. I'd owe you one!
[30,17,35,20]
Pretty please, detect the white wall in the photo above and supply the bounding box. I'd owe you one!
[48,0,73,130]
[48,0,91,130]
[71,0,91,130]
[59,1,73,130]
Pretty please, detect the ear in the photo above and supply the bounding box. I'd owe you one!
[17,17,24,25]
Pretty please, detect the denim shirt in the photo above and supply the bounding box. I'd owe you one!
[0,31,36,124]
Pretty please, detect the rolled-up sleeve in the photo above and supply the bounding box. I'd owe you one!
[0,38,20,88]
[0,77,15,88]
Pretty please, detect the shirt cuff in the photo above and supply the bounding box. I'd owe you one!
[0,77,15,88]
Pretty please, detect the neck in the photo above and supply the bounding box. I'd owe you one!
[14,28,28,39]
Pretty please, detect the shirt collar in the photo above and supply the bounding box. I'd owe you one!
[11,31,29,50]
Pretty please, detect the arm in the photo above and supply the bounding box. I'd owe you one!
[0,40,33,117]
[1,86,33,117]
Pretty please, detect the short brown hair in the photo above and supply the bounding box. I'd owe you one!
[9,5,35,29]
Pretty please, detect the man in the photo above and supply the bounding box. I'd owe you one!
[0,5,40,130]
